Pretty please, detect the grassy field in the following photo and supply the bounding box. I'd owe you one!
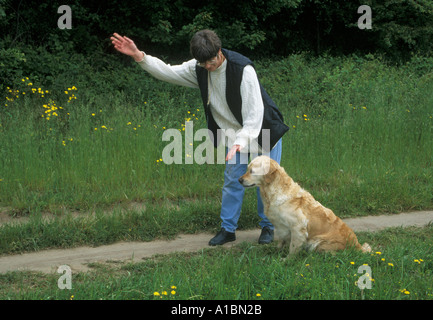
[1,226,432,300]
[1,54,432,254]
[0,54,432,300]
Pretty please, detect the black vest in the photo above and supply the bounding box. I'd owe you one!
[196,48,289,152]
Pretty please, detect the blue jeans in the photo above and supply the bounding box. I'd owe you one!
[220,139,282,233]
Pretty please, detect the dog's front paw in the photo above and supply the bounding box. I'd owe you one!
[280,254,296,263]
[277,240,286,249]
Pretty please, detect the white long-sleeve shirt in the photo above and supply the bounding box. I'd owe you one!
[136,52,264,152]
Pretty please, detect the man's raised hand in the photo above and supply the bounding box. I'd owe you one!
[111,33,144,61]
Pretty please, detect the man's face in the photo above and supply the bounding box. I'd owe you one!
[198,50,224,72]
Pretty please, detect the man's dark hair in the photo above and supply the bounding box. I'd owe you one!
[190,29,222,63]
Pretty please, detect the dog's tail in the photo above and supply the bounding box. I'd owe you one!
[360,242,372,253]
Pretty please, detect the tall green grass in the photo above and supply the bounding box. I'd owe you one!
[0,54,432,219]
[0,88,220,212]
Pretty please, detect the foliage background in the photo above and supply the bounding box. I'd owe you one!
[1,0,433,91]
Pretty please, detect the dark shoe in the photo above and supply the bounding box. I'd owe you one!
[258,226,274,244]
[209,228,236,246]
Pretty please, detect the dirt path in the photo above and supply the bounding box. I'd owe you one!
[0,210,432,274]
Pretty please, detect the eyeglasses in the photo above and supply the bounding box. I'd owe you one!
[197,54,220,67]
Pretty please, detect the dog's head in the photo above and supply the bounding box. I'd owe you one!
[238,155,278,188]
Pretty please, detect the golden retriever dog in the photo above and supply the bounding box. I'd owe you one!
[239,156,371,257]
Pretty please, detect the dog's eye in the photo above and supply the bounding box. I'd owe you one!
[250,168,254,174]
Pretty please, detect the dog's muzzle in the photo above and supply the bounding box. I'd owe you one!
[238,177,255,188]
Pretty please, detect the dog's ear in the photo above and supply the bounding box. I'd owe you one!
[263,160,277,184]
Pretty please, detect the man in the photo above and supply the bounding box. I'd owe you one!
[111,29,289,246]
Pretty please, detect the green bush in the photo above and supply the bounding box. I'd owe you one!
[0,45,26,91]
[1,0,432,64]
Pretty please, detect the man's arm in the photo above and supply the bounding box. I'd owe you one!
[225,66,264,161]
[111,33,198,88]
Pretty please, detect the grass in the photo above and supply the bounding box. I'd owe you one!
[0,83,221,211]
[1,225,432,300]
[0,53,432,254]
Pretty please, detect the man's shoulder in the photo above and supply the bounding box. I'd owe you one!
[222,48,253,67]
